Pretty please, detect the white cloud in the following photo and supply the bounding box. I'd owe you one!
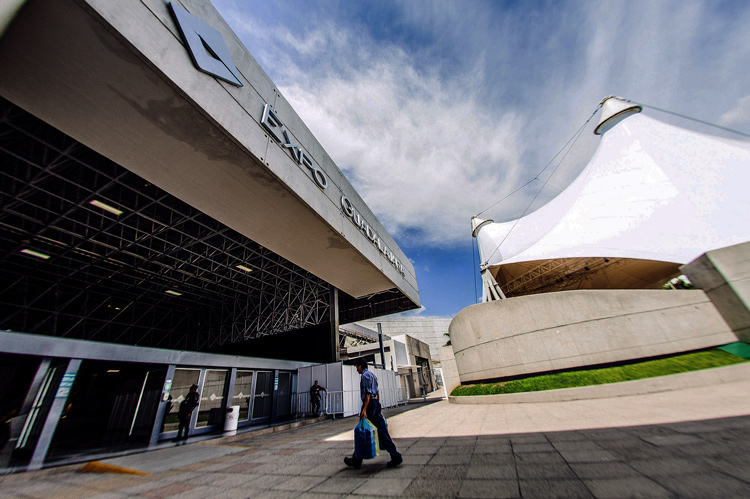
[719,95,750,127]
[218,0,750,248]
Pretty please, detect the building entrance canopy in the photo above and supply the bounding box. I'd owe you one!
[0,0,418,306]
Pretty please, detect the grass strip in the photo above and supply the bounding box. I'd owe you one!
[451,348,746,397]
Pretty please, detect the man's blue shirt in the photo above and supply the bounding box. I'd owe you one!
[360,368,378,401]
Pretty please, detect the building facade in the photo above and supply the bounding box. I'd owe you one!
[0,0,419,470]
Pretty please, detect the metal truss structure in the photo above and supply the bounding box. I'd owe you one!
[498,257,628,297]
[0,97,338,351]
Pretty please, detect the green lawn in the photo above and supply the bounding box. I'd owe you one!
[451,348,747,397]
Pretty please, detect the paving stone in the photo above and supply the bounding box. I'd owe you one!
[299,462,349,477]
[179,485,245,499]
[568,462,641,479]
[215,462,263,473]
[519,478,594,499]
[297,493,347,499]
[420,464,468,480]
[514,452,566,465]
[270,474,329,492]
[557,450,619,463]
[401,478,462,498]
[138,482,200,498]
[476,435,512,445]
[82,493,130,499]
[436,444,474,454]
[429,453,472,465]
[512,442,556,453]
[551,441,604,452]
[640,434,704,447]
[544,431,589,443]
[516,463,577,480]
[470,452,515,466]
[465,464,517,480]
[246,489,299,499]
[374,463,427,478]
[350,477,414,496]
[474,443,513,454]
[458,478,520,498]
[628,458,712,477]
[510,434,549,444]
[403,445,440,455]
[445,436,478,445]
[699,457,750,482]
[308,475,363,494]
[655,473,750,498]
[397,453,432,465]
[583,477,673,498]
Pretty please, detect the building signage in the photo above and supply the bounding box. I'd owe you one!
[55,372,77,399]
[170,5,405,279]
[341,195,405,276]
[261,104,329,189]
[169,2,243,87]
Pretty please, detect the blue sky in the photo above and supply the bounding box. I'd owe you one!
[213,0,750,318]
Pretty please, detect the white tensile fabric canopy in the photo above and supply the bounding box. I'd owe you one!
[475,97,750,296]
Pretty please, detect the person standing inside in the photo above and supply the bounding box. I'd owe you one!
[174,384,200,441]
[344,359,402,469]
[309,380,326,417]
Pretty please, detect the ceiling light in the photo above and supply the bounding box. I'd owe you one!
[165,290,182,296]
[236,264,253,272]
[21,249,50,260]
[89,199,123,216]
[107,370,120,373]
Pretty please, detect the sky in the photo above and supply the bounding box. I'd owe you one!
[212,0,750,318]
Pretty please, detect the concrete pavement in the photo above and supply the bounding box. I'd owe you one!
[2,377,749,498]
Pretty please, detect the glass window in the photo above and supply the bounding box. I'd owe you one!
[163,368,200,433]
[196,370,227,428]
[232,370,253,422]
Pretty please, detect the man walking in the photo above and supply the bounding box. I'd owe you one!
[309,380,326,417]
[174,384,200,441]
[344,358,402,469]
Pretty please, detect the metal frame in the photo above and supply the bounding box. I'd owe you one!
[0,97,333,351]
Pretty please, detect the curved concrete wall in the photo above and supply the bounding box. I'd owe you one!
[449,289,736,384]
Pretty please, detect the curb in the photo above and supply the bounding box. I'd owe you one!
[212,414,333,444]
[448,362,750,404]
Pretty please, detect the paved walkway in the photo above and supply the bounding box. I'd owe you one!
[2,378,749,498]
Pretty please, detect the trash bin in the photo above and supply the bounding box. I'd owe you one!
[224,405,240,434]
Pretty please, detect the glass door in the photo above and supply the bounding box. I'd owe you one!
[251,371,273,423]
[196,370,227,428]
[232,370,253,423]
[275,372,292,421]
[162,368,200,433]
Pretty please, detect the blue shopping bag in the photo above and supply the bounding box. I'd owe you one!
[353,418,380,460]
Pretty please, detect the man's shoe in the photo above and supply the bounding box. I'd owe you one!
[344,456,362,469]
[386,454,403,468]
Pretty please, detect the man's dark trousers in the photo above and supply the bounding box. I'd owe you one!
[176,415,190,440]
[352,398,399,464]
[311,398,321,416]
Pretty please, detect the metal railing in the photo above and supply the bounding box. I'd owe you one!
[293,388,408,419]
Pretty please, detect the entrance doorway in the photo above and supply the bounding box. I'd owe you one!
[45,361,162,461]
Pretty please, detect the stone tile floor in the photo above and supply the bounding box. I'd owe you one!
[2,384,750,498]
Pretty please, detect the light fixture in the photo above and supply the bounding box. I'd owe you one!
[89,199,123,216]
[165,290,182,296]
[21,249,50,260]
[107,370,120,373]
[236,264,253,272]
